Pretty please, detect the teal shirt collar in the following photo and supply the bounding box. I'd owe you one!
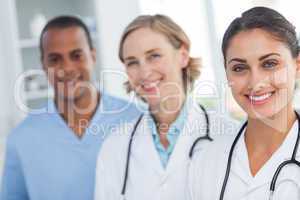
[146,100,188,168]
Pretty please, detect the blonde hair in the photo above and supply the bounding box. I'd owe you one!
[119,14,201,93]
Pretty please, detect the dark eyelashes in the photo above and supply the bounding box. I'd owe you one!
[230,59,280,73]
[231,64,248,72]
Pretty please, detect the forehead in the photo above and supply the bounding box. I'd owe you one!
[226,29,291,60]
[42,26,89,54]
[122,28,173,57]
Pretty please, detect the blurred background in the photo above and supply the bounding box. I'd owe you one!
[0,0,299,180]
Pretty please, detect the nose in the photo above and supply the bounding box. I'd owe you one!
[62,58,77,71]
[55,59,77,79]
[139,61,152,81]
[248,68,270,93]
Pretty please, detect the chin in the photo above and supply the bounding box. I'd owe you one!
[247,110,276,119]
[244,103,287,120]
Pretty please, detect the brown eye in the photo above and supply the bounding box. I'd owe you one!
[72,52,83,61]
[150,53,161,59]
[262,59,278,69]
[126,60,139,67]
[232,64,248,73]
[48,56,59,66]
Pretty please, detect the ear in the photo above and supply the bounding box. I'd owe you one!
[179,45,189,69]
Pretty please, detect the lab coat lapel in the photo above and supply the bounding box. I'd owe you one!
[131,115,164,175]
[230,133,254,185]
[230,121,299,193]
[248,121,299,191]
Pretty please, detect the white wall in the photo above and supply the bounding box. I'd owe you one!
[0,0,23,179]
[95,0,141,98]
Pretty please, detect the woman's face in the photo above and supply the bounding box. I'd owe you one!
[122,27,189,110]
[225,28,300,119]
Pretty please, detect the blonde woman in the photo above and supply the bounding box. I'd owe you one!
[94,14,235,200]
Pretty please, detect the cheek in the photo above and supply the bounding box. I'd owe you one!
[229,80,249,106]
[156,57,174,72]
[149,63,164,77]
[230,85,243,99]
[272,67,297,90]
[79,67,91,80]
[126,68,140,85]
[160,62,182,81]
[227,75,247,94]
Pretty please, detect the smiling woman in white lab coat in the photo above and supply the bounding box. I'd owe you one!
[188,7,300,200]
[94,14,236,200]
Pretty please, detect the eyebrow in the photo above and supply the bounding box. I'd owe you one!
[227,53,281,64]
[145,48,160,54]
[123,48,161,61]
[47,53,60,58]
[47,48,83,58]
[123,56,136,62]
[69,48,84,55]
[258,53,280,61]
[228,58,247,64]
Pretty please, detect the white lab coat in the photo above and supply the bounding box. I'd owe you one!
[94,102,237,200]
[188,120,300,200]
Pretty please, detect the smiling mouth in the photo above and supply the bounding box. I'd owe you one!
[246,92,275,105]
[141,80,160,92]
[57,75,83,84]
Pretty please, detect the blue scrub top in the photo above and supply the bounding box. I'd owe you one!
[0,93,141,200]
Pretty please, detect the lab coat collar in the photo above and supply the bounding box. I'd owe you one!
[231,120,299,192]
[132,114,165,175]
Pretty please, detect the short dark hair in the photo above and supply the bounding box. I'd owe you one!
[222,6,299,64]
[39,15,94,58]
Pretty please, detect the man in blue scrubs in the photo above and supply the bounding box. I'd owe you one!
[1,16,141,200]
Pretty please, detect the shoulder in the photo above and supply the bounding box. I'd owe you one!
[5,112,57,157]
[209,111,240,136]
[193,133,236,162]
[101,93,143,120]
[7,99,60,145]
[189,130,241,188]
[187,102,240,136]
[97,115,141,164]
[188,134,236,199]
[95,118,136,183]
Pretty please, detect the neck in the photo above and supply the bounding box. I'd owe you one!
[150,94,186,134]
[245,105,296,152]
[55,87,99,127]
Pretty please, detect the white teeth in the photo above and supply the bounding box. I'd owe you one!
[249,93,272,101]
[143,81,160,89]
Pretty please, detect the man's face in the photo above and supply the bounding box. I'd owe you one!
[41,26,96,101]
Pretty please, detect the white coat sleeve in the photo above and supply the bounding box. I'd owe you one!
[187,156,197,200]
[187,147,209,200]
[94,136,123,200]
